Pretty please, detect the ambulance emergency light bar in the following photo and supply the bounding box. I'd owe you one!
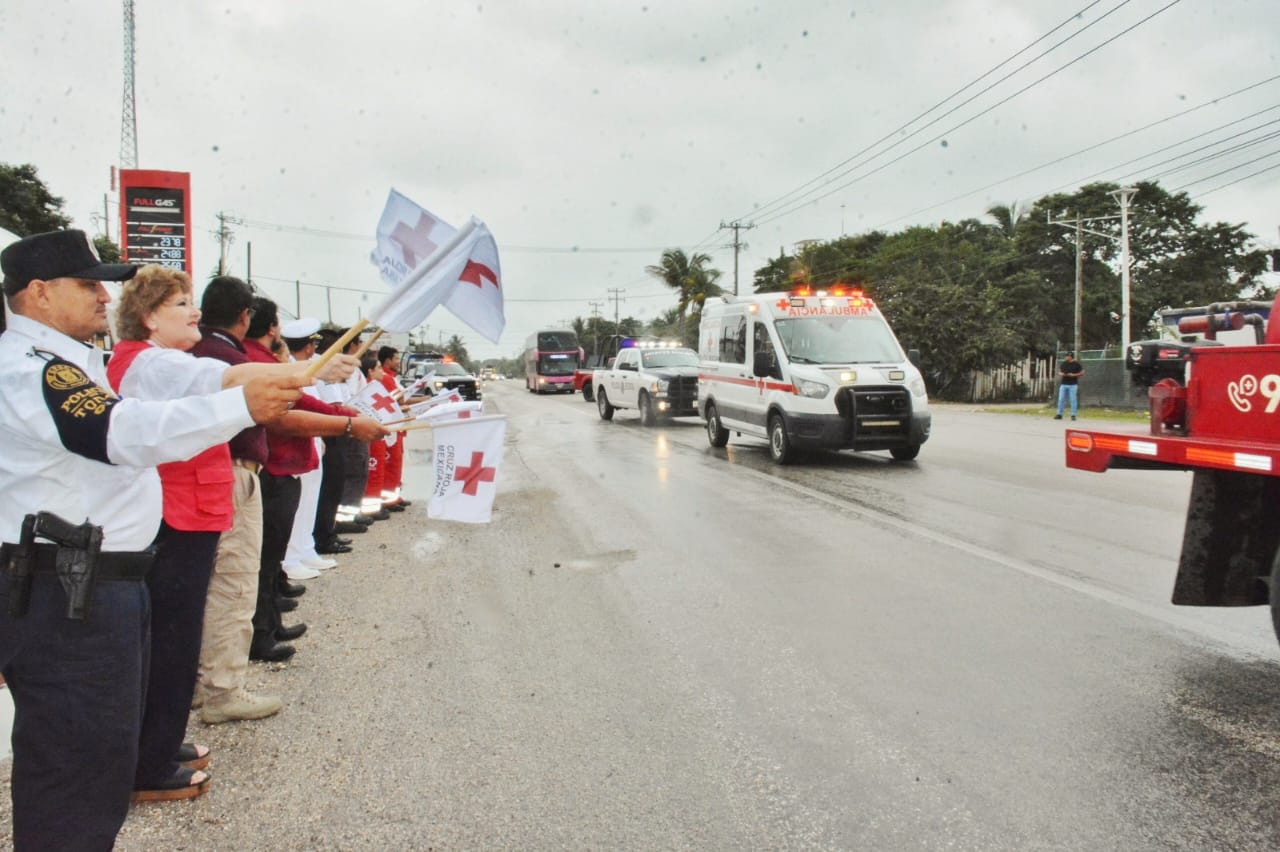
[620,338,682,349]
[787,286,873,309]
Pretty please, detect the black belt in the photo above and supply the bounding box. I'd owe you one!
[0,542,152,581]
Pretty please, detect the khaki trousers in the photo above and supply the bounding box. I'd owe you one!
[197,465,262,703]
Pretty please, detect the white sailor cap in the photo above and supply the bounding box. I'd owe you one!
[280,317,321,340]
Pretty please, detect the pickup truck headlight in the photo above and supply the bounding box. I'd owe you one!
[651,379,669,394]
[794,377,829,399]
[909,376,926,397]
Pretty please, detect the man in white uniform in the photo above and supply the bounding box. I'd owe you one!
[0,230,301,849]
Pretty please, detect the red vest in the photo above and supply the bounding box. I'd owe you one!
[107,340,235,532]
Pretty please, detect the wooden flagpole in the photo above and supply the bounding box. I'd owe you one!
[352,328,385,360]
[303,318,368,381]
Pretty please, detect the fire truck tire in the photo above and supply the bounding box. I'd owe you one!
[768,414,794,464]
[890,445,921,461]
[597,388,615,421]
[639,392,657,427]
[1269,546,1280,647]
[582,383,594,402]
[705,402,729,447]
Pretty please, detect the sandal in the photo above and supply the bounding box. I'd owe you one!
[132,767,211,803]
[177,742,210,771]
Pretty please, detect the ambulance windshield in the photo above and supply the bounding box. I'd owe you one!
[774,315,903,365]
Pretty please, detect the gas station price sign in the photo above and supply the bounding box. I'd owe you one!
[118,169,192,275]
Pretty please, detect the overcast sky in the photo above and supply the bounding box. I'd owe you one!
[3,0,1278,360]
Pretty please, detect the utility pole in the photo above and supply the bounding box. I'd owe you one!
[1074,217,1083,358]
[1110,186,1139,355]
[607,288,626,357]
[1049,210,1122,358]
[719,220,756,296]
[607,288,625,329]
[215,211,242,276]
[588,300,603,363]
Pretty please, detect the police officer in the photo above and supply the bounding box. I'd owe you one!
[0,230,302,850]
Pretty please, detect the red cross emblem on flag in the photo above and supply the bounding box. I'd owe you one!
[370,392,398,414]
[459,259,499,290]
[455,451,496,496]
[390,213,439,268]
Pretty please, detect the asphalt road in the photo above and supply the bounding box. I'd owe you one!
[5,381,1279,850]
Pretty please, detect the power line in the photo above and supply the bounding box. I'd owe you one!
[1192,160,1280,199]
[871,76,1280,229]
[236,217,689,254]
[734,0,1119,225]
[755,0,1185,228]
[1171,147,1280,193]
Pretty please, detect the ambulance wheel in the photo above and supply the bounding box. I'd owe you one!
[597,388,615,421]
[582,383,594,402]
[768,414,794,464]
[890,445,920,461]
[1269,545,1280,648]
[639,392,657,427]
[705,402,729,447]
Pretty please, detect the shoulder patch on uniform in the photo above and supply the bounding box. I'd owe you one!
[40,356,118,464]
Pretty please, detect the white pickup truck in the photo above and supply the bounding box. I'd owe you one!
[593,345,701,426]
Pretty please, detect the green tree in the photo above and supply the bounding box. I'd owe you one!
[865,220,1024,399]
[93,235,122,263]
[646,249,723,318]
[753,248,795,293]
[1018,181,1265,351]
[0,163,72,236]
[445,334,469,365]
[985,201,1026,238]
[798,231,887,290]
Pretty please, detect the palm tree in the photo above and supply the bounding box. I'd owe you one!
[646,249,724,318]
[985,201,1026,238]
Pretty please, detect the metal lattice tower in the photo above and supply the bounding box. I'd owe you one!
[119,0,138,168]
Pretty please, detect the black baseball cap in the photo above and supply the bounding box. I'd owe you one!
[1,229,138,297]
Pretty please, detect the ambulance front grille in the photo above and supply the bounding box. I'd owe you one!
[835,385,912,442]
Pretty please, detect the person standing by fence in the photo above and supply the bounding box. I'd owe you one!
[1055,352,1084,420]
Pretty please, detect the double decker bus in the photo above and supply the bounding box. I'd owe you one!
[524,329,582,394]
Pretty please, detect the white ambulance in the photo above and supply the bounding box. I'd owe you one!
[697,288,931,464]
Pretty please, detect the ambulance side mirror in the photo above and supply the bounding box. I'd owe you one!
[753,350,778,379]
[907,349,922,369]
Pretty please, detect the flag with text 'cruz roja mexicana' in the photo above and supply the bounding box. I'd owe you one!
[348,380,406,424]
[428,415,506,523]
[369,189,504,342]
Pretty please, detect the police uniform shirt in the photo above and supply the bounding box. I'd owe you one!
[0,313,257,552]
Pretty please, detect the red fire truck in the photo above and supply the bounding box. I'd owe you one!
[1064,296,1280,645]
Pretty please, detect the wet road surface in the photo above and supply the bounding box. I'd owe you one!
[13,380,1275,850]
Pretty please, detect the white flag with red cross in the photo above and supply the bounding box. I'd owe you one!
[369,189,504,342]
[407,388,463,416]
[414,400,483,423]
[427,415,506,523]
[348,381,404,424]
